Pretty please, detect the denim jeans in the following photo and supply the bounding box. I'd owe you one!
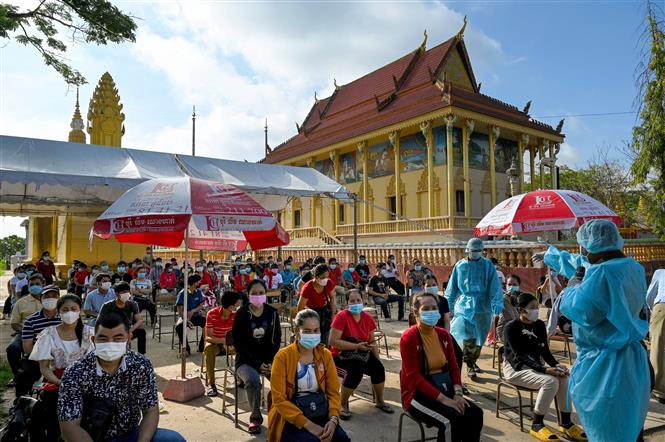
[106,427,186,442]
[236,364,263,423]
[373,294,405,319]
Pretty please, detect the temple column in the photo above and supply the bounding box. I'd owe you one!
[306,157,316,226]
[519,134,528,194]
[389,131,401,218]
[529,146,536,191]
[331,150,339,233]
[445,115,457,222]
[489,126,499,207]
[540,140,548,189]
[420,121,434,217]
[549,142,556,189]
[357,141,369,223]
[462,119,474,227]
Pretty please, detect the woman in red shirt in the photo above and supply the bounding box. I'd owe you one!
[400,292,483,442]
[329,289,392,420]
[73,263,89,297]
[36,251,57,285]
[159,263,177,290]
[233,264,251,292]
[297,264,337,344]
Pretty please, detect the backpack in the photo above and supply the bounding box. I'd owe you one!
[0,396,41,442]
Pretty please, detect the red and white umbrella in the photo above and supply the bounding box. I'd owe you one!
[93,176,289,250]
[474,189,621,237]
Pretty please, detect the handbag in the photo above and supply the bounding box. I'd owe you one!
[338,336,370,363]
[292,362,329,425]
[80,395,115,442]
[417,331,455,399]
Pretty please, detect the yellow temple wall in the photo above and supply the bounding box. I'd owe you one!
[69,216,146,266]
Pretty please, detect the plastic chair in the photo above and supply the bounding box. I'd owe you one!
[495,347,560,431]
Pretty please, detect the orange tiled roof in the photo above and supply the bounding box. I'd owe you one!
[265,36,561,164]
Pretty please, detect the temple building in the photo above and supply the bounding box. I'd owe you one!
[25,72,145,267]
[264,21,565,243]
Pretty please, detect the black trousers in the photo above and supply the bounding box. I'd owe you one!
[175,313,206,352]
[131,328,147,354]
[385,277,406,296]
[6,334,22,376]
[408,391,483,442]
[133,296,157,323]
[452,338,464,372]
[38,388,60,441]
[3,296,12,316]
[334,352,385,389]
[15,358,42,397]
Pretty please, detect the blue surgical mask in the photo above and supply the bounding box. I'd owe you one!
[348,303,364,315]
[138,272,146,279]
[26,270,34,276]
[420,311,441,327]
[118,266,126,273]
[29,285,43,295]
[426,286,439,294]
[508,285,520,293]
[468,252,483,260]
[299,333,321,349]
[101,265,109,272]
[414,265,422,271]
[348,267,355,272]
[359,259,366,265]
[330,264,337,270]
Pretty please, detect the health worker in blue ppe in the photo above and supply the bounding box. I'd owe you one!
[445,237,503,379]
[534,219,650,442]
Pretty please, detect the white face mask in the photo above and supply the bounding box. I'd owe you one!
[317,278,329,286]
[101,281,112,290]
[525,309,539,322]
[119,292,131,303]
[94,341,127,362]
[196,266,204,272]
[61,311,80,324]
[41,298,58,311]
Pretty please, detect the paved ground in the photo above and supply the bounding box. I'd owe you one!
[0,272,663,441]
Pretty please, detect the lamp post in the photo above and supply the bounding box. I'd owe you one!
[507,158,520,197]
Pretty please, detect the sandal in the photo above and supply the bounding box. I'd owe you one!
[340,407,351,420]
[529,426,559,441]
[374,403,394,414]
[559,424,587,441]
[248,422,261,435]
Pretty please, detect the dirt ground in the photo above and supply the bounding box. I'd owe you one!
[0,272,663,441]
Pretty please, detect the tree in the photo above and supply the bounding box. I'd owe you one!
[0,1,137,85]
[632,1,665,239]
[0,235,25,265]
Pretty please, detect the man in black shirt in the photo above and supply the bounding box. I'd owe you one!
[355,255,370,291]
[367,263,405,321]
[111,261,133,286]
[502,293,586,441]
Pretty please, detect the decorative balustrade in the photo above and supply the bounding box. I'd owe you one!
[335,216,481,237]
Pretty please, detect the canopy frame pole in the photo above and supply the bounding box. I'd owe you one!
[277,211,283,261]
[181,229,189,379]
[353,193,358,263]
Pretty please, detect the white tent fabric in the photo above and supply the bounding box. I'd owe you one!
[0,135,350,216]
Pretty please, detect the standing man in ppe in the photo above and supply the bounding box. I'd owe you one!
[445,237,503,379]
[534,219,650,442]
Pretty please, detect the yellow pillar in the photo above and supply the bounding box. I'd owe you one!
[445,115,457,220]
[462,119,474,227]
[519,134,528,194]
[358,141,369,223]
[540,141,547,189]
[529,146,536,191]
[420,121,434,218]
[331,150,339,233]
[489,126,499,207]
[549,142,556,189]
[306,157,316,226]
[389,131,401,218]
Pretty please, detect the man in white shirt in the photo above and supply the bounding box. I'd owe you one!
[647,268,665,404]
[384,254,406,297]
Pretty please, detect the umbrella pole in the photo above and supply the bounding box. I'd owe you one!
[181,230,189,379]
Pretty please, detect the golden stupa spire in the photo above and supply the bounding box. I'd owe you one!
[87,72,125,147]
[68,87,86,144]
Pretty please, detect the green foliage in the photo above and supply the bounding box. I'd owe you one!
[632,2,665,239]
[0,234,25,262]
[0,1,137,85]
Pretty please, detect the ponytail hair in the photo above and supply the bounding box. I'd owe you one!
[57,294,84,345]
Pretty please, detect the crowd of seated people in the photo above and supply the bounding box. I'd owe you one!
[11,244,649,442]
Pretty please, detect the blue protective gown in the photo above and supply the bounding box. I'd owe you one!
[544,246,650,442]
[445,256,504,346]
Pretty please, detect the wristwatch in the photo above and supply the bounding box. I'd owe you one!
[454,386,464,396]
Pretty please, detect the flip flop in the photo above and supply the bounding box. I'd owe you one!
[340,408,351,420]
[375,403,394,414]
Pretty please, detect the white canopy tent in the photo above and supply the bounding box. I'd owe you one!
[0,135,351,216]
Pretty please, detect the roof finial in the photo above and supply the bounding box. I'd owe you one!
[420,29,428,52]
[334,78,341,91]
[314,91,319,103]
[456,16,467,40]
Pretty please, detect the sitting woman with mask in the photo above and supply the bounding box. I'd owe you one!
[29,294,94,440]
[329,289,392,420]
[400,292,483,442]
[268,309,350,442]
[495,274,522,345]
[502,292,585,441]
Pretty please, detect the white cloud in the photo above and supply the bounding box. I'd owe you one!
[557,142,583,168]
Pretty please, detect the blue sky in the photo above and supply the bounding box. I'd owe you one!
[0,0,647,237]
